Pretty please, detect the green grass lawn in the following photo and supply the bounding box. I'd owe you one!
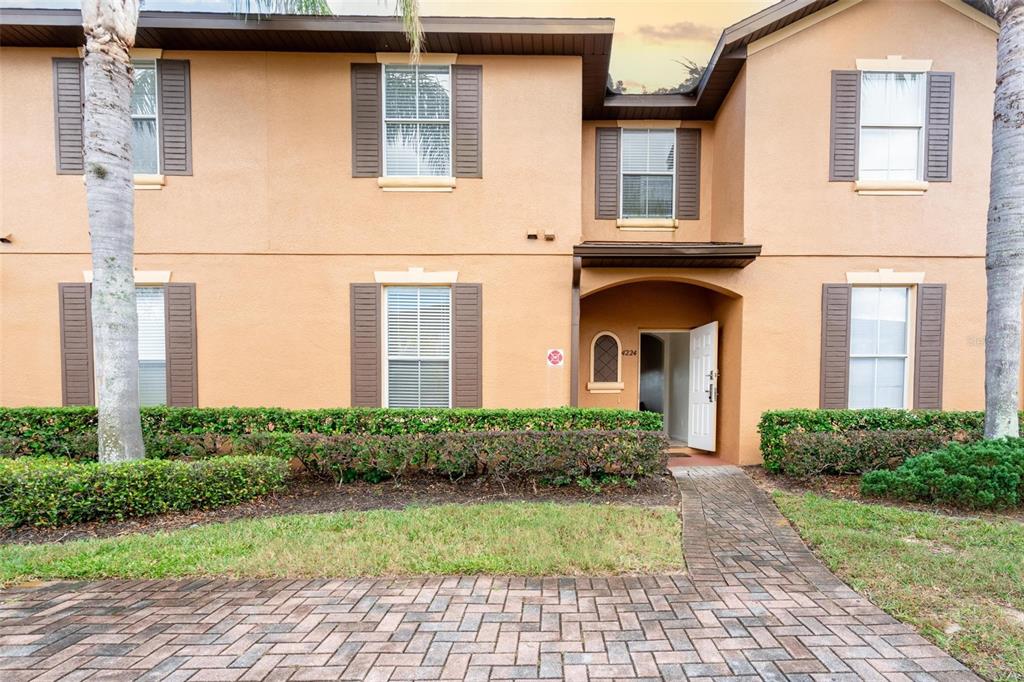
[0,502,681,584]
[775,492,1024,682]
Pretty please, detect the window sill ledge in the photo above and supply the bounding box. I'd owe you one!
[587,381,625,394]
[134,174,166,191]
[616,218,677,231]
[378,176,456,192]
[854,180,928,196]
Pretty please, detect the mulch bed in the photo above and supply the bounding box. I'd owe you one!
[1,472,681,546]
[747,466,1024,523]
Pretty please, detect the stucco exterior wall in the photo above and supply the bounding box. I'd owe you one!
[710,67,746,244]
[0,48,581,408]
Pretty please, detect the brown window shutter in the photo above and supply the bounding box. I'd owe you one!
[52,58,84,174]
[829,70,860,182]
[820,284,852,408]
[58,283,95,406]
[452,64,482,178]
[157,60,193,176]
[350,283,382,407]
[914,284,946,409]
[925,72,954,182]
[452,283,483,408]
[351,64,382,178]
[676,128,701,220]
[592,334,619,383]
[164,283,198,407]
[595,127,620,219]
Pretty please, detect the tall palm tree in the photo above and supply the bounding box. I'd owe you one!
[979,0,1024,438]
[82,0,422,461]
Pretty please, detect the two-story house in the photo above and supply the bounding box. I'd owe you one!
[0,0,998,464]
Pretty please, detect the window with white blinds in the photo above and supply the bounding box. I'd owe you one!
[383,65,452,177]
[136,286,167,406]
[131,60,159,174]
[621,129,675,218]
[859,72,926,181]
[384,286,451,408]
[849,287,910,409]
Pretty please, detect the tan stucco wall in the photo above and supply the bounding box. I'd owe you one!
[580,121,714,243]
[710,67,746,244]
[0,48,581,408]
[743,0,995,257]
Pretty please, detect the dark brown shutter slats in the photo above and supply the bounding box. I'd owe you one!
[595,127,620,219]
[914,284,947,409]
[157,60,192,176]
[452,64,482,178]
[676,128,701,220]
[925,72,954,182]
[820,284,852,408]
[52,58,84,174]
[59,283,95,406]
[829,70,860,181]
[351,64,382,178]
[452,283,483,408]
[165,283,198,407]
[350,283,382,407]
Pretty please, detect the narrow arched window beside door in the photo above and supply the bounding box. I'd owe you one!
[588,332,624,392]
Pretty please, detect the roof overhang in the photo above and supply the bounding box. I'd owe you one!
[0,9,615,119]
[574,242,762,269]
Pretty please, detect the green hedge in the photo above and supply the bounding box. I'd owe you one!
[0,407,663,459]
[0,455,288,527]
[861,438,1024,509]
[759,409,994,473]
[284,430,668,484]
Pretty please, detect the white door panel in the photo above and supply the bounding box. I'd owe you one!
[687,321,718,451]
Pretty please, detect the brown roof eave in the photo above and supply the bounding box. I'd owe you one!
[573,242,762,269]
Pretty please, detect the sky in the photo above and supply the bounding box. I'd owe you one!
[0,0,776,90]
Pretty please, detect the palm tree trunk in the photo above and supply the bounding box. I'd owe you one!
[82,0,145,461]
[986,0,1024,439]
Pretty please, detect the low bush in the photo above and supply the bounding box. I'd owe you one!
[861,438,1024,509]
[758,409,997,473]
[0,455,288,527]
[0,407,663,459]
[287,430,668,484]
[778,428,980,478]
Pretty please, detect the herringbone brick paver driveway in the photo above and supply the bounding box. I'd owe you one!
[0,466,979,681]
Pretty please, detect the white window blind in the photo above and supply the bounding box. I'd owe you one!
[131,60,159,174]
[136,286,167,406]
[859,72,925,181]
[385,287,451,408]
[383,65,451,177]
[849,287,910,409]
[621,129,675,218]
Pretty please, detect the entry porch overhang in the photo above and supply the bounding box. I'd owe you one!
[573,242,762,269]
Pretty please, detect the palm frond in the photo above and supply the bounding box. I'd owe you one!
[397,0,423,63]
[232,0,332,19]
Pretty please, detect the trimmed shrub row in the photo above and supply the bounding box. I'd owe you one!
[0,455,289,528]
[861,438,1024,509]
[287,430,668,484]
[758,409,996,473]
[777,429,980,479]
[0,407,663,459]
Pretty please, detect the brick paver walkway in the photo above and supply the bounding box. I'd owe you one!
[0,466,979,681]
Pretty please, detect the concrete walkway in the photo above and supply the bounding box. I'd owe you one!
[0,467,979,681]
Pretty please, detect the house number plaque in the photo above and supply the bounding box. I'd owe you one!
[622,349,638,357]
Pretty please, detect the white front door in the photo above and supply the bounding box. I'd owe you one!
[688,321,718,451]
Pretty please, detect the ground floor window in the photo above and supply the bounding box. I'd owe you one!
[384,286,451,408]
[849,286,910,408]
[136,286,167,406]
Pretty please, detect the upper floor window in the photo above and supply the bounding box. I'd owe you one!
[859,72,925,181]
[383,65,451,177]
[131,60,159,175]
[384,286,451,407]
[621,129,675,218]
[849,286,910,409]
[136,286,167,406]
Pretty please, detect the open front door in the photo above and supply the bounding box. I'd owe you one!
[688,321,718,451]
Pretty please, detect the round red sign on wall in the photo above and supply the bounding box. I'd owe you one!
[547,349,564,367]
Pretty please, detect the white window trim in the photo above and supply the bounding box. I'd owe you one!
[83,270,171,284]
[848,285,917,410]
[846,269,925,285]
[857,70,927,188]
[856,56,933,73]
[381,285,453,409]
[131,58,160,177]
[374,267,458,285]
[619,128,676,221]
[587,331,624,393]
[381,63,453,180]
